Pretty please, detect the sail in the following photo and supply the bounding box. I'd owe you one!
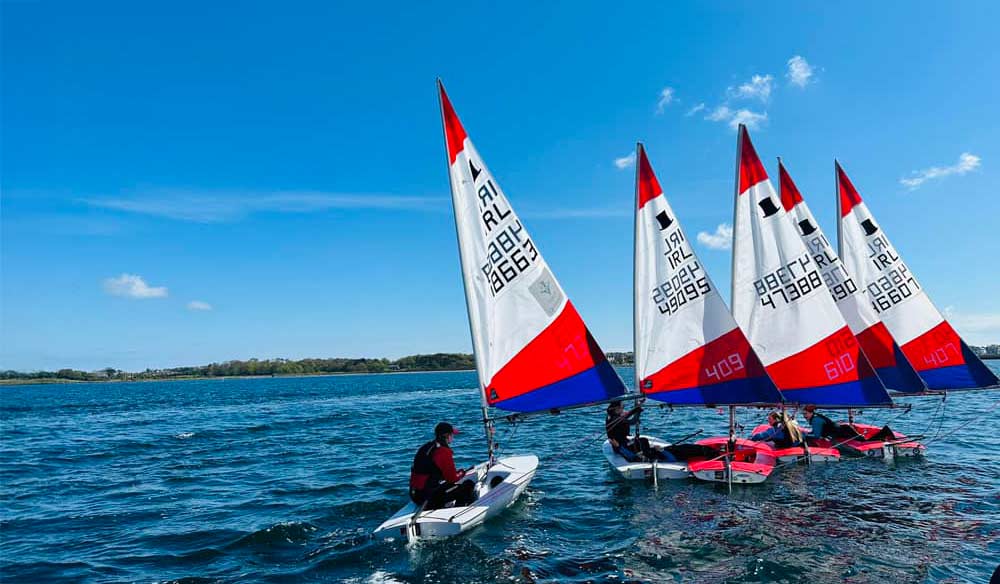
[778,160,926,394]
[731,126,892,406]
[836,162,999,390]
[438,82,627,412]
[634,145,781,405]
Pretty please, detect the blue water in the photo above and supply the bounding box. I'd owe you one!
[2,366,998,583]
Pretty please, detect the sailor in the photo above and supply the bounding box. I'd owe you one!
[749,411,802,447]
[801,405,856,442]
[408,422,475,510]
[606,400,666,461]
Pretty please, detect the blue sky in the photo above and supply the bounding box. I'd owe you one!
[3,2,999,371]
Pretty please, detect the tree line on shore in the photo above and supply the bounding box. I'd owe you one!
[0,353,477,382]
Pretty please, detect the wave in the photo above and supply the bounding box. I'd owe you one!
[228,521,319,549]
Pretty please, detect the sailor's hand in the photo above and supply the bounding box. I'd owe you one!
[610,439,619,448]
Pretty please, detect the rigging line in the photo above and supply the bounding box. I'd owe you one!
[923,397,1000,445]
[538,409,636,464]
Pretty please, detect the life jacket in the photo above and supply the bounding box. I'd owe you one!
[606,412,630,444]
[772,423,794,448]
[814,413,839,438]
[409,439,446,502]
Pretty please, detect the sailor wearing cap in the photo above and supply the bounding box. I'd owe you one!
[408,422,475,510]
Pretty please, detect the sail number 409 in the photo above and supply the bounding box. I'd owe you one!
[704,354,745,381]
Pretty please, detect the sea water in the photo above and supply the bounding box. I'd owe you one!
[2,365,998,583]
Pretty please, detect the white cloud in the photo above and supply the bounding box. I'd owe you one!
[705,106,767,131]
[685,103,706,117]
[614,152,636,170]
[656,87,675,114]
[103,274,168,299]
[187,300,213,311]
[729,109,768,131]
[524,207,631,220]
[696,223,733,250]
[786,55,814,87]
[707,105,732,122]
[900,153,981,190]
[943,306,1000,345]
[728,74,774,102]
[85,190,441,222]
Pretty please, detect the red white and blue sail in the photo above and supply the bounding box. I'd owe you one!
[634,145,781,406]
[836,162,999,390]
[731,127,891,406]
[438,82,627,412]
[778,160,926,394]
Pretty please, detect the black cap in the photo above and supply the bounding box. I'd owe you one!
[434,422,459,436]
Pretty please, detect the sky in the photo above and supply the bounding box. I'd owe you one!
[3,1,999,371]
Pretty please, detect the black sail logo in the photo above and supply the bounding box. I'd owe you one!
[655,210,674,230]
[861,219,879,236]
[758,197,780,218]
[798,219,817,236]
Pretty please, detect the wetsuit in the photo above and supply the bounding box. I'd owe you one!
[409,439,474,510]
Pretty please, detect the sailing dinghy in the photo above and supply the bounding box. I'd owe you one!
[836,162,999,392]
[732,127,897,462]
[778,160,927,394]
[605,144,785,485]
[374,82,628,541]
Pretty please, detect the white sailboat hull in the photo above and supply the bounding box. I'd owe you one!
[602,437,691,480]
[373,455,537,541]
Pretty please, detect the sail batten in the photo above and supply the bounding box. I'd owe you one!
[836,161,999,390]
[731,127,892,407]
[438,82,626,413]
[634,144,782,406]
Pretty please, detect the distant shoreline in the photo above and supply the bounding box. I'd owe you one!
[0,367,482,388]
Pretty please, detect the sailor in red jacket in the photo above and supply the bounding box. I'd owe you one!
[409,422,476,510]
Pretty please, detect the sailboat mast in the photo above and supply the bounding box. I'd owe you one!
[437,80,495,463]
[835,160,844,260]
[633,143,642,396]
[731,126,744,308]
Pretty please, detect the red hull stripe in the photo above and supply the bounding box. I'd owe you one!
[641,328,768,392]
[855,322,897,369]
[766,326,874,390]
[778,160,804,211]
[900,320,967,372]
[738,126,768,194]
[836,162,864,216]
[486,302,609,404]
[438,83,468,165]
[636,146,663,210]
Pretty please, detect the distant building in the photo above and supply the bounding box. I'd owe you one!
[606,352,634,365]
[971,345,987,356]
[987,345,1000,357]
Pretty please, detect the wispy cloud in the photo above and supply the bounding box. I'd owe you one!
[614,152,637,170]
[728,74,773,102]
[943,306,1000,345]
[187,300,213,311]
[103,274,168,299]
[696,223,733,250]
[656,87,676,114]
[84,190,442,222]
[685,103,706,117]
[786,56,814,87]
[706,106,767,131]
[900,153,981,190]
[523,207,631,220]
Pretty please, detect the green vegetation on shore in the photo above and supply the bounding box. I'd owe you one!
[0,353,476,384]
